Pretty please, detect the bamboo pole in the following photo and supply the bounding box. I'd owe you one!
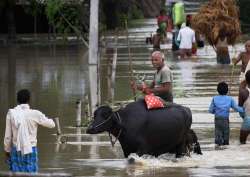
[107,48,112,100]
[84,94,91,122]
[76,127,82,152]
[111,36,118,105]
[59,11,89,48]
[125,19,136,101]
[54,117,62,135]
[76,99,82,127]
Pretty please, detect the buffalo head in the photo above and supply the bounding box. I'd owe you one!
[86,106,114,134]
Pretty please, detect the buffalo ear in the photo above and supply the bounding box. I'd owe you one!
[99,106,113,119]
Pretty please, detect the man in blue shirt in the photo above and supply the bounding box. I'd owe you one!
[209,82,244,146]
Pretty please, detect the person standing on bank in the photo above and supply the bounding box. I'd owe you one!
[238,70,250,144]
[4,89,55,172]
[131,51,173,102]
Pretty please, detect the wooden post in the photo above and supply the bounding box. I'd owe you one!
[88,0,100,115]
[54,117,62,135]
[111,36,118,105]
[106,48,113,101]
[84,94,91,122]
[76,99,82,127]
[125,20,136,101]
[76,127,82,152]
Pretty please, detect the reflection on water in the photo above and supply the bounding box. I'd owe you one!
[0,21,250,177]
[0,45,88,122]
[0,44,88,172]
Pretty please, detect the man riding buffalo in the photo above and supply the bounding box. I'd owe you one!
[87,99,202,158]
[131,51,173,103]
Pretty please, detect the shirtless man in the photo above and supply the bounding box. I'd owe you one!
[238,70,250,144]
[215,31,230,64]
[234,40,250,88]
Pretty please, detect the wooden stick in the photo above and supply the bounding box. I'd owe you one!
[76,100,82,127]
[54,117,62,135]
[229,64,235,95]
[111,36,118,105]
[84,94,91,121]
[125,19,136,101]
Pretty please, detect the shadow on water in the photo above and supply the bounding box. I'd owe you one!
[1,19,250,176]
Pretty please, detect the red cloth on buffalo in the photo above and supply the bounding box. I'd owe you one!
[144,94,164,109]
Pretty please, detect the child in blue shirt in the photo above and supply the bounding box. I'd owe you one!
[209,82,244,146]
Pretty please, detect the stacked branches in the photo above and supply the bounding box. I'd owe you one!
[192,0,241,46]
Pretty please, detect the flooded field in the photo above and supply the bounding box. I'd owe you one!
[0,19,250,177]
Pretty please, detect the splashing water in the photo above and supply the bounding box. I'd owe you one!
[127,143,250,169]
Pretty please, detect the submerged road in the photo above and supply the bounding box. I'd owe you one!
[0,17,249,176]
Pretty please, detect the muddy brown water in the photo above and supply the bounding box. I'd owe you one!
[1,19,250,177]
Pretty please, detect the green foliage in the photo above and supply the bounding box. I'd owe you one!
[128,3,144,20]
[44,0,83,38]
[45,0,63,25]
[56,5,83,36]
[0,0,15,11]
[101,0,144,30]
[237,0,250,33]
[120,14,128,29]
[23,0,43,17]
[238,0,250,24]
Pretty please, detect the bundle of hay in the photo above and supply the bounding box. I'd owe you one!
[192,0,241,46]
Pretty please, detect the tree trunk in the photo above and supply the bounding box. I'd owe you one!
[6,0,16,41]
[139,0,162,18]
[34,15,37,39]
[8,46,16,108]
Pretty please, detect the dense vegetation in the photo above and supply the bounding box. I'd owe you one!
[100,0,146,30]
[237,0,250,32]
[1,0,249,41]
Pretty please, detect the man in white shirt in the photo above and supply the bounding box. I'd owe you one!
[4,89,55,172]
[177,22,196,59]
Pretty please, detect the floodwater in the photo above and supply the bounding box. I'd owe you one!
[0,19,250,177]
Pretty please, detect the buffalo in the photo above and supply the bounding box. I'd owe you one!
[86,99,202,158]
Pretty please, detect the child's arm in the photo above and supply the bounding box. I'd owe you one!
[231,98,244,113]
[209,98,215,114]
